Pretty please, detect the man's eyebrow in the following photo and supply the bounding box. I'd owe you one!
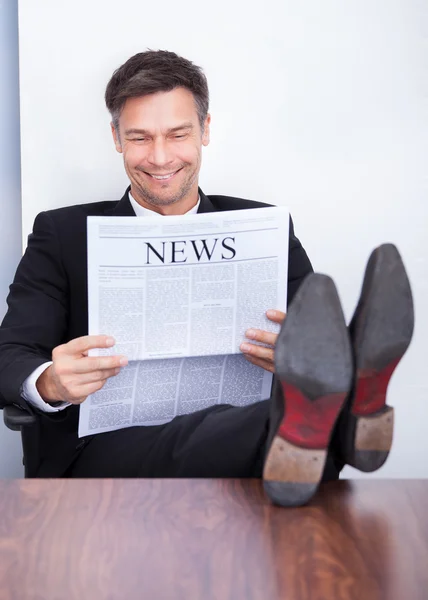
[167,123,194,133]
[124,123,194,136]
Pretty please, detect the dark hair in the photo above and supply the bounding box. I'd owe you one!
[105,50,209,132]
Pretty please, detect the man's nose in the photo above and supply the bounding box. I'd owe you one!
[147,138,173,168]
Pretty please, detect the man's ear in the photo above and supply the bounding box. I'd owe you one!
[202,114,211,147]
[111,122,122,153]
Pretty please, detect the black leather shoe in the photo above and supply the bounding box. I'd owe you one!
[341,244,414,471]
[263,273,353,507]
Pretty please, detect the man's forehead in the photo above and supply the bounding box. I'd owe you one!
[119,91,200,132]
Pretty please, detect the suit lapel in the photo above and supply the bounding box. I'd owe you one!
[197,188,216,214]
[105,186,136,216]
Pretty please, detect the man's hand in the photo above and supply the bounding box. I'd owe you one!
[36,335,128,405]
[239,310,286,373]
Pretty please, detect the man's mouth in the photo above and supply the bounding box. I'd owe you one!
[144,168,182,181]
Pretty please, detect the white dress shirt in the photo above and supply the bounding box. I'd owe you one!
[21,191,201,412]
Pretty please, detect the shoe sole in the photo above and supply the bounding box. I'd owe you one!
[263,274,353,507]
[345,244,414,471]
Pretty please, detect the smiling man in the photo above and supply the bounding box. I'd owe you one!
[0,50,412,507]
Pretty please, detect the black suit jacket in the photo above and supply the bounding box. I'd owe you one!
[0,187,313,476]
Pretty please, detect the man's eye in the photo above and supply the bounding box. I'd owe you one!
[174,135,186,139]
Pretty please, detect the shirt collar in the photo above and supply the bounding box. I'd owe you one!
[128,191,201,217]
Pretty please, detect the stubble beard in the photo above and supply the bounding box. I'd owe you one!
[132,163,199,208]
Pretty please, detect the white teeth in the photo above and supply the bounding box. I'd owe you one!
[150,171,177,180]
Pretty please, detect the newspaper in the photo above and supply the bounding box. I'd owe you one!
[78,206,289,437]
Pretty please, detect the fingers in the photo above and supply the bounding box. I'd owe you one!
[243,310,285,347]
[75,367,122,384]
[242,353,275,373]
[240,311,285,374]
[55,335,116,357]
[266,309,286,324]
[240,342,274,363]
[72,355,128,374]
[245,328,277,347]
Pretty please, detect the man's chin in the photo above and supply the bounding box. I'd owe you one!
[134,186,186,208]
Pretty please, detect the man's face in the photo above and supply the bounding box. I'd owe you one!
[112,88,210,213]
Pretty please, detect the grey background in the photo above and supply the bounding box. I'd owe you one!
[0,0,24,476]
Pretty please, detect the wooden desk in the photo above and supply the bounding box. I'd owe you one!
[0,479,427,600]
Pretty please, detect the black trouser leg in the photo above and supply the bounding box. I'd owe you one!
[67,401,269,478]
[67,398,343,480]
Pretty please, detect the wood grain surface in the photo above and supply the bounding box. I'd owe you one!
[0,479,427,600]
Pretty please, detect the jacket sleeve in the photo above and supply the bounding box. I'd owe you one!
[0,211,69,409]
[287,215,313,306]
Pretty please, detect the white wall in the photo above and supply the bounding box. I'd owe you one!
[15,0,428,477]
[0,0,25,477]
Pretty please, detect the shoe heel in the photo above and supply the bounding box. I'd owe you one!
[348,407,394,472]
[263,436,325,507]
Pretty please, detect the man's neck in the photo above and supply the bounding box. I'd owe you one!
[129,185,199,215]
[128,190,200,217]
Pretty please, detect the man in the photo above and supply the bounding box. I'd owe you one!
[0,51,413,506]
